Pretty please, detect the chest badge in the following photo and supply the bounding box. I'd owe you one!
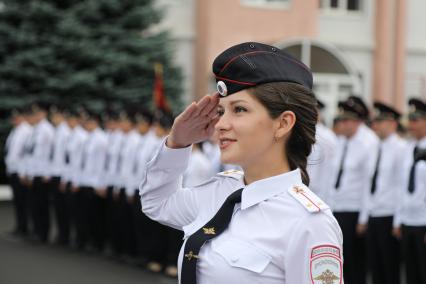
[202,227,216,235]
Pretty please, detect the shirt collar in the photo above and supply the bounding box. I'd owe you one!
[241,168,302,210]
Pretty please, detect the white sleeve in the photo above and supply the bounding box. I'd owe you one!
[285,212,344,283]
[139,138,215,230]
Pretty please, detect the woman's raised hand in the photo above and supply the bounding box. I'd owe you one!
[167,93,220,149]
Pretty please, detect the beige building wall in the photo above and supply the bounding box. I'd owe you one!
[194,0,318,98]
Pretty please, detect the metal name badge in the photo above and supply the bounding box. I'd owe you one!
[217,81,227,97]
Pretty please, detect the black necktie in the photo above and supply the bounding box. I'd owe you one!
[335,140,348,190]
[181,188,243,284]
[370,144,382,194]
[408,146,419,194]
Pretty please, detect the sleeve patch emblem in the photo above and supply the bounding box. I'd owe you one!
[310,245,343,284]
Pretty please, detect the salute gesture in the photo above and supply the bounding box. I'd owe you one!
[167,93,220,149]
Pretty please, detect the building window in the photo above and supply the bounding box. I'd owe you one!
[241,0,291,9]
[320,0,362,13]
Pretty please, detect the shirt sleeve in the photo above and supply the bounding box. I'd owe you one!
[139,137,216,230]
[284,211,344,283]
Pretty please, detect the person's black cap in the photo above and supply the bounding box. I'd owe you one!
[336,96,369,120]
[85,109,102,122]
[135,108,154,125]
[155,110,174,129]
[30,101,50,113]
[408,98,426,120]
[212,42,313,97]
[316,98,325,110]
[372,102,401,121]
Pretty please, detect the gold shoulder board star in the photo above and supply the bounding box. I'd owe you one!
[203,227,216,235]
[293,186,305,194]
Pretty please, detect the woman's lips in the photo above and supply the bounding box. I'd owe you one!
[219,138,237,150]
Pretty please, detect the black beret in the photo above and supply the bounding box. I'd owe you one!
[212,42,313,97]
[336,96,369,120]
[373,102,401,121]
[408,98,426,120]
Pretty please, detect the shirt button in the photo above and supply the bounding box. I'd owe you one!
[231,257,239,263]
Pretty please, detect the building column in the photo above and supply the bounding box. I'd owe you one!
[393,0,407,110]
[373,0,395,104]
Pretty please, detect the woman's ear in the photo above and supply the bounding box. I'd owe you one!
[274,111,296,140]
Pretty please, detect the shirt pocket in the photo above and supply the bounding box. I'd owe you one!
[211,238,272,273]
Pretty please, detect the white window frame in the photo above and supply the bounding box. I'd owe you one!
[241,0,291,10]
[320,0,363,16]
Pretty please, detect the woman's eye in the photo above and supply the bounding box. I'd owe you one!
[234,106,247,113]
[217,109,224,116]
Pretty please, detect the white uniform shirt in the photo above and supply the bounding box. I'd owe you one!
[115,130,141,194]
[78,128,108,188]
[359,133,407,221]
[328,124,379,224]
[49,122,71,177]
[308,123,338,201]
[140,139,344,284]
[183,149,215,187]
[63,126,88,185]
[394,136,426,227]
[25,119,55,178]
[104,130,124,188]
[126,131,161,193]
[5,122,33,175]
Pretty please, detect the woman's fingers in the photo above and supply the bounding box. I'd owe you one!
[193,95,212,117]
[201,93,220,117]
[180,102,198,121]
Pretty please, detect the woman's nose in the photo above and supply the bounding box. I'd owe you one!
[214,113,231,132]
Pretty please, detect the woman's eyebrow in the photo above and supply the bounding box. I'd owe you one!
[218,99,248,108]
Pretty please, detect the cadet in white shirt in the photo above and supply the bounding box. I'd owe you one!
[5,107,33,236]
[101,109,123,254]
[62,109,88,247]
[140,42,343,284]
[48,105,72,245]
[25,102,55,243]
[114,108,141,258]
[393,98,426,284]
[75,110,108,251]
[364,102,406,284]
[328,96,379,284]
[308,99,338,201]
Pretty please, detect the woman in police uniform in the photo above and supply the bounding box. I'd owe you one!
[140,42,343,284]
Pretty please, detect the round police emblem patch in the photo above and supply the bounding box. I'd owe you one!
[217,81,227,97]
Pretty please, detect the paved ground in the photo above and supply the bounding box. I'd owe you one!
[0,202,177,284]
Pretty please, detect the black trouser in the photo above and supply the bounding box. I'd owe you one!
[31,177,51,243]
[334,212,367,284]
[401,225,426,284]
[91,189,107,251]
[9,173,29,235]
[134,190,183,266]
[51,177,70,245]
[367,216,400,284]
[105,186,115,249]
[73,187,92,249]
[113,188,137,256]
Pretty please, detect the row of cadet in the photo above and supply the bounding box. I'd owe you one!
[4,95,426,283]
[3,101,233,278]
[308,96,426,284]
